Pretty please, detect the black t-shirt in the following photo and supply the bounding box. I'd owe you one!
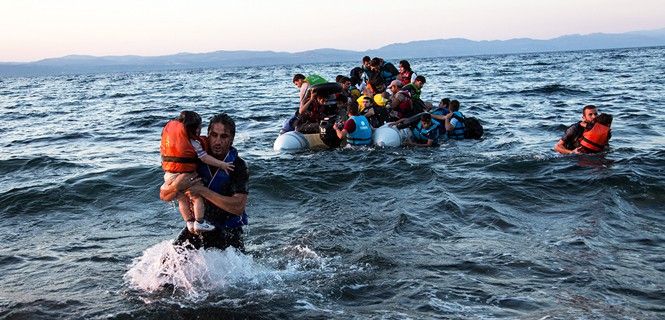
[561,122,585,150]
[199,154,249,225]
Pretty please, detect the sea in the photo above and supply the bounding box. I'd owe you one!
[0,46,664,319]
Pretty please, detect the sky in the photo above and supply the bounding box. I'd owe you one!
[1,0,664,62]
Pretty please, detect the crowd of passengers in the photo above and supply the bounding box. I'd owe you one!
[286,56,470,147]
[286,56,613,152]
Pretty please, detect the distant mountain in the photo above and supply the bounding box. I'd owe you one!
[1,28,664,76]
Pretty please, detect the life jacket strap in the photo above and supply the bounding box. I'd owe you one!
[162,156,197,163]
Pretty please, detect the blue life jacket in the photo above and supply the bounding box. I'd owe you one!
[197,147,248,228]
[431,108,449,135]
[413,119,441,143]
[347,115,372,145]
[449,111,466,140]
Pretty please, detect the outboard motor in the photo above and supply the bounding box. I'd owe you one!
[319,115,341,148]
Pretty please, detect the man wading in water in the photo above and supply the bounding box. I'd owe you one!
[160,113,249,251]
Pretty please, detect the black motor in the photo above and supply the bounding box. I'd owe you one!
[319,115,342,148]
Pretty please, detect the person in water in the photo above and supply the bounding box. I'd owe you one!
[160,113,249,251]
[160,111,235,233]
[578,113,612,153]
[554,105,608,154]
[335,102,372,146]
[406,113,440,147]
[442,100,466,140]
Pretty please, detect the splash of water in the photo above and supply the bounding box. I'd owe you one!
[124,240,281,301]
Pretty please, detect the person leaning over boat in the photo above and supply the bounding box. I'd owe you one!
[294,90,329,134]
[335,102,372,146]
[442,99,466,140]
[406,113,440,147]
[553,105,609,154]
[160,113,249,251]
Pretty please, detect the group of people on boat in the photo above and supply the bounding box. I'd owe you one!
[285,56,612,152]
[285,56,485,147]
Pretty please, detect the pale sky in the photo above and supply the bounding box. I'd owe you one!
[1,0,663,62]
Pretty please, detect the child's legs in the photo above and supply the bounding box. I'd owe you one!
[191,195,205,221]
[164,172,195,222]
[177,195,195,222]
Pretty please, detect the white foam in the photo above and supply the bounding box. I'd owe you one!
[124,240,281,301]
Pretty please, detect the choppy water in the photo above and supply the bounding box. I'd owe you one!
[1,47,664,319]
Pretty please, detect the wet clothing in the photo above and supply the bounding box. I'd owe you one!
[173,146,249,251]
[448,111,466,140]
[412,119,441,145]
[579,123,611,153]
[560,122,586,150]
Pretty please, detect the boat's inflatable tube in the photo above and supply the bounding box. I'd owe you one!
[372,124,412,147]
[274,131,331,152]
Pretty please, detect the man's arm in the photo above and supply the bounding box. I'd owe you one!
[187,185,247,216]
[299,92,316,115]
[554,139,575,154]
[159,173,200,201]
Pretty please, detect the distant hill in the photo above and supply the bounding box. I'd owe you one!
[1,28,664,76]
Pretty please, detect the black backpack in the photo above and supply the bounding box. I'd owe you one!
[452,114,484,139]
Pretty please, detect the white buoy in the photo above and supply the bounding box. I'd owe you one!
[273,131,310,152]
[372,124,411,147]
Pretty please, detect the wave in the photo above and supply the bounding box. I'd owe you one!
[518,84,589,96]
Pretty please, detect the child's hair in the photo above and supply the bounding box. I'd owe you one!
[595,113,613,126]
[177,111,202,138]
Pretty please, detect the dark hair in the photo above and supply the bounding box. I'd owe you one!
[370,57,382,68]
[293,74,305,83]
[399,60,411,71]
[362,95,372,101]
[421,113,432,122]
[582,104,597,114]
[449,100,460,111]
[595,113,613,126]
[177,111,202,138]
[347,102,359,116]
[362,56,371,63]
[350,67,363,85]
[208,113,236,137]
[440,98,450,107]
[415,75,426,83]
[337,75,350,83]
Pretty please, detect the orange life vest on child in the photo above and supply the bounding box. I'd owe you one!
[579,123,610,152]
[160,120,197,173]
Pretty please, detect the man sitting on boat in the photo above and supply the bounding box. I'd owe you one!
[335,103,372,146]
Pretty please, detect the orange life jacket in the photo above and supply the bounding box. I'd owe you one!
[160,120,198,173]
[579,123,610,152]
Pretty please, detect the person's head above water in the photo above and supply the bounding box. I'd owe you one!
[207,113,236,157]
[177,111,202,137]
[582,105,598,123]
[594,113,613,127]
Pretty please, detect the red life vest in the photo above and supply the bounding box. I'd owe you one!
[579,123,611,152]
[160,120,198,173]
[398,71,413,85]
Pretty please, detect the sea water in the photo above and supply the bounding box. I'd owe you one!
[0,46,664,319]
